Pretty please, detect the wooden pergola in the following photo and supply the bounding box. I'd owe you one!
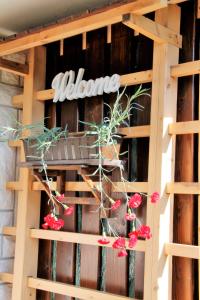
[0,0,199,299]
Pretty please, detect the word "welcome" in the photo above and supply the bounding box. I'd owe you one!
[52,68,120,102]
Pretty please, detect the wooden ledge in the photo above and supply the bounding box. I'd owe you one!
[0,57,29,76]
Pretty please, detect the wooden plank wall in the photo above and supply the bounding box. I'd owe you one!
[173,1,197,300]
[37,2,199,298]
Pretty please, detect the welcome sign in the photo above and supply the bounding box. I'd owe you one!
[52,68,120,103]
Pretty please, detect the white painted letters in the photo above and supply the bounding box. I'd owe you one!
[51,68,120,102]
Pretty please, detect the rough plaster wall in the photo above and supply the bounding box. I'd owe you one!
[0,53,25,299]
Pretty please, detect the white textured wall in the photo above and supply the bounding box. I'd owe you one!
[0,53,25,299]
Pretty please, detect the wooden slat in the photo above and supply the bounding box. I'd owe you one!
[6,181,23,191]
[3,226,16,236]
[165,243,200,259]
[120,70,152,86]
[12,94,23,109]
[8,140,22,148]
[0,273,13,283]
[123,13,182,47]
[169,120,200,135]
[11,47,46,300]
[0,0,168,56]
[28,277,136,300]
[0,57,29,76]
[61,196,98,205]
[198,0,200,18]
[171,60,200,77]
[167,182,200,194]
[119,125,150,138]
[32,181,148,193]
[30,229,146,252]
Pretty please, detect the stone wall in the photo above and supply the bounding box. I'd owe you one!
[0,53,25,299]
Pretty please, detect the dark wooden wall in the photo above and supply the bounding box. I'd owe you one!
[36,2,199,299]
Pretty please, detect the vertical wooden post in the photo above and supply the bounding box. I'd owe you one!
[143,5,180,300]
[198,74,200,300]
[12,46,46,300]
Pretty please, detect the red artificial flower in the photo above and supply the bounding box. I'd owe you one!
[56,193,65,202]
[111,199,121,211]
[98,238,110,245]
[150,192,160,204]
[128,193,142,208]
[64,206,74,216]
[112,237,126,249]
[118,249,128,257]
[128,230,138,238]
[42,214,64,230]
[42,223,49,230]
[137,225,152,240]
[128,233,138,248]
[50,218,64,230]
[125,212,136,221]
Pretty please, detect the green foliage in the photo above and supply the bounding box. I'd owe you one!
[81,86,148,146]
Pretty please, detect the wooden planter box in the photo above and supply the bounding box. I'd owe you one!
[23,135,122,162]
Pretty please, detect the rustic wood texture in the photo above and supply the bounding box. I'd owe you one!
[79,28,106,290]
[173,1,196,300]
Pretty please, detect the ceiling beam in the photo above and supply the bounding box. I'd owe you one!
[123,13,182,47]
[0,57,28,76]
[0,0,169,56]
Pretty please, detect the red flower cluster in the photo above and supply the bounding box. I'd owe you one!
[111,199,121,211]
[128,193,142,208]
[112,237,128,257]
[42,214,64,230]
[129,225,152,240]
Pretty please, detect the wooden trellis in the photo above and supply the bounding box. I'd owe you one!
[0,1,199,299]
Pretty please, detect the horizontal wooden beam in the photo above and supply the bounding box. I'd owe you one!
[32,181,148,193]
[165,243,200,259]
[30,229,146,251]
[12,94,24,109]
[12,60,200,107]
[28,277,136,300]
[120,70,153,86]
[167,182,200,194]
[171,60,200,77]
[0,57,28,76]
[119,125,150,138]
[6,181,23,191]
[2,227,146,252]
[169,120,200,135]
[3,226,16,236]
[123,13,182,47]
[168,0,188,3]
[0,272,13,283]
[8,140,22,148]
[0,0,168,56]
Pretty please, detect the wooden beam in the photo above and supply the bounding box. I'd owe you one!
[12,94,23,109]
[198,0,200,18]
[11,47,46,300]
[144,5,180,300]
[0,0,168,57]
[3,226,16,236]
[123,13,182,47]
[169,120,200,135]
[6,181,23,191]
[0,57,29,76]
[119,125,150,138]
[165,243,200,259]
[171,60,200,77]
[0,273,13,283]
[8,140,22,148]
[167,182,200,194]
[30,229,146,252]
[28,277,136,300]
